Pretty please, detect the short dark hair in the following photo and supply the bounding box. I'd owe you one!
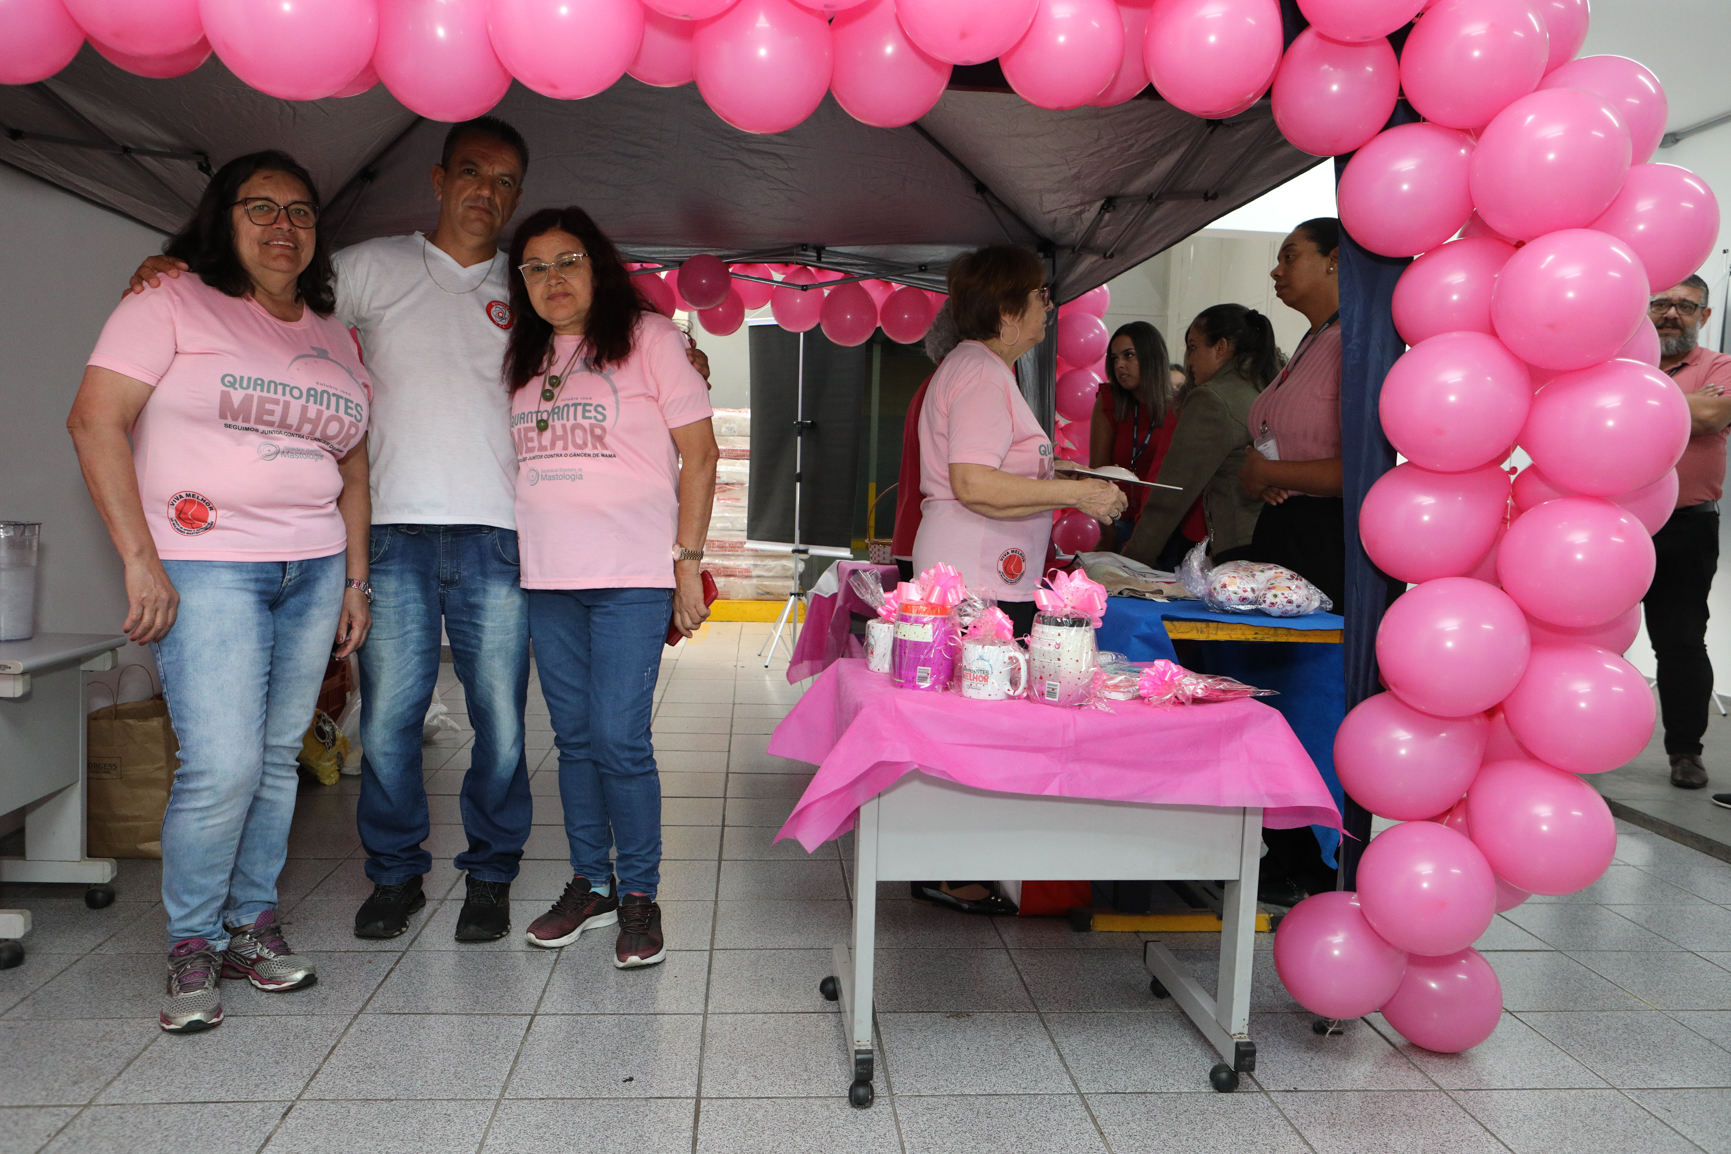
[1190,304,1279,390]
[1676,274,1711,308]
[162,150,335,317]
[504,205,646,390]
[1107,321,1173,428]
[1293,217,1341,258]
[441,116,529,174]
[947,245,1047,343]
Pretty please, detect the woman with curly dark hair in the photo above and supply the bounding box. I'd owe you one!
[67,150,372,1033]
[504,207,719,969]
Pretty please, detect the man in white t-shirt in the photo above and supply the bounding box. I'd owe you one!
[132,118,538,944]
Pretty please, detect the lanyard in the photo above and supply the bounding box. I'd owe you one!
[1126,401,1156,469]
[1267,312,1339,393]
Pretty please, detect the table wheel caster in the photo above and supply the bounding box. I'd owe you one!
[0,940,22,970]
[819,976,839,1002]
[1209,1062,1239,1093]
[848,1079,875,1108]
[84,885,115,910]
[1149,976,1169,999]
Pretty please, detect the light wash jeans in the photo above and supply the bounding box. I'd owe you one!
[154,552,345,949]
[529,587,671,898]
[356,525,531,886]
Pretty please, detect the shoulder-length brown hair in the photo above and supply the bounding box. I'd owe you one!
[1106,321,1172,427]
[504,206,646,391]
[946,244,1047,343]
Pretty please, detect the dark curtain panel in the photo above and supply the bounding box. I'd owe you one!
[747,325,869,553]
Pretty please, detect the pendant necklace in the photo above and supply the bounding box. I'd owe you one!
[537,343,584,433]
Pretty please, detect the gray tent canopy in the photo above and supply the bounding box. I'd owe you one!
[1,46,1318,300]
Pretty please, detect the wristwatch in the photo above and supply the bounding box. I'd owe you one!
[672,546,705,563]
[345,578,373,602]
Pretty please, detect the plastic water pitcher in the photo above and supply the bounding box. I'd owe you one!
[0,522,40,642]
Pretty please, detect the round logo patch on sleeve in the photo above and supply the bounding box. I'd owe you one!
[168,492,216,536]
[486,300,513,329]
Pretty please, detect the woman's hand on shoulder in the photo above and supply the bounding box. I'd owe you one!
[125,256,187,299]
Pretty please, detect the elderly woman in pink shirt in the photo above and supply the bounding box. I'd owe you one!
[1234,217,1345,609]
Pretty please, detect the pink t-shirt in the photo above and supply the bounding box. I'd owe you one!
[87,274,371,562]
[1667,346,1731,507]
[511,313,714,589]
[1246,321,1342,475]
[911,340,1055,601]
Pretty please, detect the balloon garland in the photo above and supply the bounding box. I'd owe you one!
[2,0,1723,1053]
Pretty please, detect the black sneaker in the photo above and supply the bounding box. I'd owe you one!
[615,894,666,969]
[455,877,512,942]
[1712,793,1731,810]
[353,876,426,939]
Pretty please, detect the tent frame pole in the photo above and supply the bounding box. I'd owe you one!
[761,330,811,666]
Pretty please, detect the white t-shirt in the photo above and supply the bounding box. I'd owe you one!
[334,233,519,529]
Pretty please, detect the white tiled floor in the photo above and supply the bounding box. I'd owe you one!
[2,621,1730,1152]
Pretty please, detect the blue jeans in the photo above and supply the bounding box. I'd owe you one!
[357,525,531,885]
[529,587,671,898]
[154,552,345,949]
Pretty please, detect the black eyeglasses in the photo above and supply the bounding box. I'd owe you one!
[1650,298,1703,317]
[233,198,318,228]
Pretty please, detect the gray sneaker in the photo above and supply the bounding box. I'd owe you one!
[222,910,317,992]
[160,938,223,1033]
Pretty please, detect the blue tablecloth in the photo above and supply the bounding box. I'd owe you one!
[1098,596,1347,866]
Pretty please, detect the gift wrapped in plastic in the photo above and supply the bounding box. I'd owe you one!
[1177,539,1332,618]
[889,564,970,692]
[1090,653,1147,702]
[1137,659,1277,706]
[956,607,1028,701]
[1027,571,1108,706]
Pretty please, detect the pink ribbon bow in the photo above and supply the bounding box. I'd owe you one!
[1033,569,1108,627]
[964,606,1016,641]
[913,563,967,608]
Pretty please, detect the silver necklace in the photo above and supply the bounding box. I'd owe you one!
[421,237,496,296]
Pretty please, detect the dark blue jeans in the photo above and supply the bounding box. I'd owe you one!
[357,525,532,885]
[529,586,671,898]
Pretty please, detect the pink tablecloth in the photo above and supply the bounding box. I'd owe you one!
[772,659,1342,852]
[786,562,900,684]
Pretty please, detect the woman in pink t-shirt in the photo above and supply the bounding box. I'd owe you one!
[67,151,373,1034]
[502,207,719,969]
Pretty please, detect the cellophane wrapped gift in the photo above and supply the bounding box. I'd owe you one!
[1137,659,1278,706]
[1177,539,1333,617]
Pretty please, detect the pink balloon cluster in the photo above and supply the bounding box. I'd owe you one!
[633,258,941,342]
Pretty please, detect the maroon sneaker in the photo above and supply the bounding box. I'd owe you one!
[524,875,618,948]
[614,894,666,969]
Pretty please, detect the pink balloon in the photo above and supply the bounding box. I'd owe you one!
[1296,0,1424,40]
[1459,211,1517,245]
[1509,465,1570,512]
[1611,470,1681,535]
[1065,284,1111,317]
[693,0,832,135]
[1335,692,1489,821]
[663,271,691,312]
[1467,758,1618,893]
[675,255,731,311]
[376,0,510,122]
[1392,238,1517,346]
[858,279,894,307]
[643,0,736,17]
[1380,333,1531,472]
[1377,577,1531,717]
[1400,0,1548,130]
[629,5,696,86]
[1492,229,1651,371]
[1590,164,1722,295]
[1357,821,1497,957]
[1540,55,1668,163]
[831,0,949,128]
[1464,521,1505,585]
[1052,509,1102,555]
[334,60,380,95]
[201,0,378,101]
[1526,603,1643,653]
[1273,891,1409,1020]
[1000,0,1122,110]
[66,0,200,56]
[820,281,879,347]
[1499,498,1654,628]
[0,0,84,85]
[1085,0,1152,107]
[1056,367,1103,424]
[1521,359,1691,496]
[1471,89,1633,242]
[1532,0,1588,74]
[1501,643,1658,774]
[1494,876,1531,912]
[880,286,935,345]
[1272,28,1400,158]
[1337,123,1475,258]
[1618,316,1662,368]
[790,0,867,9]
[895,0,1038,66]
[91,33,210,77]
[1482,706,1528,761]
[1144,0,1282,120]
[730,264,776,310]
[698,288,746,336]
[1430,796,1471,835]
[1380,948,1503,1052]
[1052,312,1106,369]
[1361,463,1512,585]
[488,0,642,100]
[635,271,677,318]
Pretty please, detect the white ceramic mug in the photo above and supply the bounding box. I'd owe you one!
[959,639,1029,701]
[1027,616,1098,707]
[865,618,894,674]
